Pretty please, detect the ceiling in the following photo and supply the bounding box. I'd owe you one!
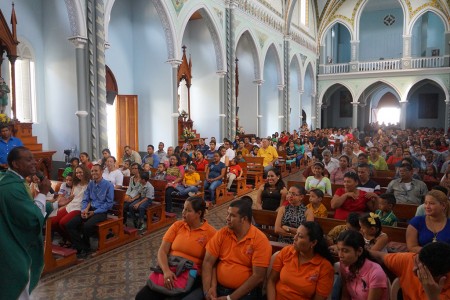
[363,0,402,12]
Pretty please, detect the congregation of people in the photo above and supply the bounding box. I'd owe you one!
[2,122,450,299]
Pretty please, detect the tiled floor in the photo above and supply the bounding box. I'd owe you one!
[31,170,304,300]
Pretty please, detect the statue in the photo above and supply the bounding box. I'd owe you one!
[178,78,189,115]
[0,77,10,115]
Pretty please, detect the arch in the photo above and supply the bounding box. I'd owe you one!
[320,20,354,45]
[355,80,404,103]
[303,61,316,94]
[289,54,302,90]
[285,0,299,33]
[406,78,449,102]
[235,28,262,80]
[408,8,449,35]
[261,43,283,85]
[354,0,408,40]
[104,0,177,60]
[179,4,225,71]
[318,81,355,105]
[64,0,87,38]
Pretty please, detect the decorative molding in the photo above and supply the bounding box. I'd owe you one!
[68,36,88,48]
[300,54,307,65]
[213,7,224,26]
[216,70,227,77]
[154,0,176,60]
[256,30,268,48]
[166,59,182,67]
[253,79,265,85]
[64,0,81,37]
[236,0,283,33]
[201,11,225,71]
[75,110,89,117]
[171,0,188,15]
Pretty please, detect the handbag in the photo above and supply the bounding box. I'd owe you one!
[146,255,198,296]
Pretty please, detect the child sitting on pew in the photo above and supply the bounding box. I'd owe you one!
[153,163,166,180]
[359,212,389,252]
[226,158,243,191]
[174,163,201,197]
[120,159,131,177]
[142,163,152,177]
[327,212,360,251]
[129,172,155,230]
[306,188,328,218]
[375,193,398,226]
[55,173,74,202]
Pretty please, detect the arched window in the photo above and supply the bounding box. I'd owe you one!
[300,0,309,26]
[15,40,36,123]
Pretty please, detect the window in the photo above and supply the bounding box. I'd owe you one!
[300,0,309,26]
[14,40,36,123]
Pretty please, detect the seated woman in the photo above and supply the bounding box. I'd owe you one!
[185,142,195,158]
[123,163,142,224]
[285,140,299,167]
[250,145,259,157]
[164,154,185,212]
[275,184,314,244]
[79,152,93,169]
[305,162,332,196]
[359,212,388,252]
[97,148,111,168]
[267,222,334,300]
[102,156,124,188]
[180,151,192,172]
[194,150,208,172]
[135,197,217,300]
[406,190,450,253]
[256,168,287,211]
[51,165,91,247]
[204,152,226,207]
[330,155,354,185]
[218,146,229,166]
[331,172,374,220]
[337,230,389,300]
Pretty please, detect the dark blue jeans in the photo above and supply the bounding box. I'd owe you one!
[204,180,222,204]
[216,284,261,300]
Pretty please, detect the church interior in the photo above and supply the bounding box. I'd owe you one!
[0,0,449,299]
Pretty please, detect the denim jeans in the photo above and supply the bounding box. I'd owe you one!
[129,198,153,221]
[176,185,199,196]
[216,284,261,300]
[204,179,222,204]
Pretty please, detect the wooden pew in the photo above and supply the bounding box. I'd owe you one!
[372,177,393,188]
[245,156,265,188]
[96,189,138,255]
[230,162,251,197]
[43,217,77,274]
[276,150,290,177]
[252,209,278,241]
[214,166,235,206]
[144,179,177,234]
[376,170,396,178]
[393,203,418,222]
[122,176,130,188]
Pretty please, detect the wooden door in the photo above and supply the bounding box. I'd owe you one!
[116,95,138,164]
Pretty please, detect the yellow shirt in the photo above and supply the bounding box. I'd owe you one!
[257,146,279,167]
[184,172,200,186]
[306,203,328,218]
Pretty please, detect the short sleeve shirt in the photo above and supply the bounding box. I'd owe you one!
[333,188,368,220]
[409,216,450,246]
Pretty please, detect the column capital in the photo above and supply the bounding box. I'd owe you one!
[277,84,285,91]
[225,0,238,9]
[350,40,360,44]
[75,110,89,118]
[68,36,88,49]
[284,34,291,41]
[105,42,110,49]
[445,99,450,104]
[351,102,359,106]
[166,59,182,67]
[402,34,412,38]
[216,70,227,78]
[298,89,304,94]
[253,79,264,85]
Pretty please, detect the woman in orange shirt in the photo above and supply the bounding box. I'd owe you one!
[267,221,335,300]
[135,197,217,300]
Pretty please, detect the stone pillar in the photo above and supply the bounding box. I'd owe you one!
[444,32,450,66]
[402,35,412,69]
[321,104,328,128]
[69,36,90,154]
[86,0,108,160]
[311,93,317,129]
[217,71,227,141]
[349,40,359,72]
[399,101,408,130]
[445,100,450,133]
[225,0,237,139]
[319,45,326,73]
[351,102,359,129]
[359,103,366,130]
[168,59,182,148]
[278,84,285,132]
[254,79,264,137]
[283,36,290,131]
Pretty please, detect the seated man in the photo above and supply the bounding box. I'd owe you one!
[142,144,160,168]
[386,163,428,205]
[202,198,271,300]
[123,145,142,165]
[357,163,381,199]
[66,164,114,258]
[368,147,388,171]
[0,124,23,170]
[370,242,450,299]
[322,149,339,174]
[257,138,279,172]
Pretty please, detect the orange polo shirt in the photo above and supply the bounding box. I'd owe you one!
[163,220,217,268]
[206,225,272,289]
[384,252,450,300]
[272,246,334,300]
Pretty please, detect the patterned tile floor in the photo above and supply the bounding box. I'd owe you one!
[31,170,304,300]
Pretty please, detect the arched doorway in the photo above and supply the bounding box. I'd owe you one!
[321,84,353,129]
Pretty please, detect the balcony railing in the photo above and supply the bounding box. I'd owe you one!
[319,56,447,74]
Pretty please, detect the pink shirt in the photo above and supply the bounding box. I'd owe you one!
[340,259,388,300]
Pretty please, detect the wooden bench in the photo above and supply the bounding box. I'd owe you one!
[252,209,278,241]
[371,177,393,188]
[96,189,138,254]
[122,176,130,188]
[276,150,290,177]
[233,162,251,196]
[214,167,235,206]
[143,179,177,234]
[43,217,77,274]
[245,156,265,188]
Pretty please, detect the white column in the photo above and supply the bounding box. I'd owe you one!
[278,84,285,132]
[299,89,304,128]
[351,102,359,129]
[399,101,408,130]
[402,34,412,69]
[444,32,450,66]
[167,59,182,148]
[217,70,227,141]
[254,79,264,137]
[349,40,359,72]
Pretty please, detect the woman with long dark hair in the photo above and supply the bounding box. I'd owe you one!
[256,168,287,211]
[267,221,334,300]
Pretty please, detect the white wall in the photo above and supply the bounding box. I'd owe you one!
[236,34,258,135]
[289,60,300,132]
[261,46,280,136]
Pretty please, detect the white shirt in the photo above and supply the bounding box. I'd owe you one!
[225,148,235,160]
[323,157,340,174]
[66,184,87,213]
[102,168,124,186]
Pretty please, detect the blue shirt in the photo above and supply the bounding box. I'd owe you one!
[81,178,114,214]
[409,216,450,246]
[142,153,160,168]
[0,136,23,164]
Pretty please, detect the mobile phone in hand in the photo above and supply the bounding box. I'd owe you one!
[36,171,55,194]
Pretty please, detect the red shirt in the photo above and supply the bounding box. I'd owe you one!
[333,188,368,220]
[195,159,208,172]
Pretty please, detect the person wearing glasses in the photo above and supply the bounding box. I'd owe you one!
[274,184,314,244]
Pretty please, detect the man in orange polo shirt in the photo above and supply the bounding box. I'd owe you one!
[370,242,450,300]
[202,198,271,300]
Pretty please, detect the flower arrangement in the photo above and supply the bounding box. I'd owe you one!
[0,113,11,127]
[236,126,245,135]
[181,127,196,139]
